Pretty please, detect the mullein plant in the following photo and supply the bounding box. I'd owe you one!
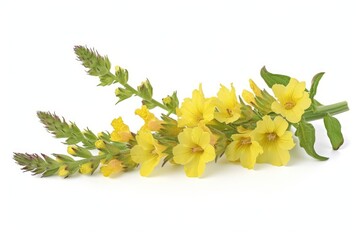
[14,46,349,178]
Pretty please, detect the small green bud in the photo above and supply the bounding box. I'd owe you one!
[115,65,129,85]
[162,91,179,111]
[142,100,157,109]
[67,145,92,158]
[115,87,133,103]
[53,154,74,163]
[99,73,115,86]
[137,79,153,100]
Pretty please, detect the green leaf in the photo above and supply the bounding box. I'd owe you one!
[323,114,344,150]
[295,120,328,160]
[309,72,325,100]
[260,66,291,88]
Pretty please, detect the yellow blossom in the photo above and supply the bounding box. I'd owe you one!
[58,165,69,177]
[225,130,263,169]
[79,162,93,174]
[130,131,166,176]
[95,140,106,150]
[177,84,216,127]
[249,79,262,97]
[214,84,242,123]
[198,122,218,146]
[110,117,133,142]
[162,96,172,104]
[242,89,256,105]
[254,115,295,166]
[67,146,77,156]
[100,159,124,177]
[271,78,312,123]
[135,105,163,131]
[173,127,216,177]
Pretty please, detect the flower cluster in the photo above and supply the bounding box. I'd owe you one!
[14,46,349,178]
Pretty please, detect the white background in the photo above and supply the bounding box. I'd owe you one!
[1,0,359,239]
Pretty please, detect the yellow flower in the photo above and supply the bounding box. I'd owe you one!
[58,165,69,177]
[135,105,162,131]
[271,78,312,123]
[214,84,242,123]
[249,79,262,97]
[67,146,77,156]
[254,115,295,166]
[110,117,133,142]
[225,130,263,169]
[242,89,256,105]
[79,162,93,174]
[173,127,216,177]
[100,159,124,177]
[177,84,216,127]
[130,131,166,176]
[95,140,106,150]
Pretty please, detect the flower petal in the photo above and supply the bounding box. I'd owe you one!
[291,79,306,99]
[184,158,205,177]
[192,128,211,149]
[130,145,148,164]
[274,116,289,136]
[140,157,160,177]
[277,131,295,150]
[296,92,312,110]
[178,128,196,148]
[172,145,193,165]
[257,144,290,166]
[201,145,216,163]
[272,84,286,103]
[225,140,241,162]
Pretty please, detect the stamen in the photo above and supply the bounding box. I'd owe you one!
[284,102,295,110]
[240,137,252,145]
[267,133,277,141]
[192,146,204,153]
[226,108,233,116]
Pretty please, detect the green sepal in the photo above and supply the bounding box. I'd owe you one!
[91,159,101,175]
[137,79,153,100]
[142,99,157,109]
[98,73,115,86]
[260,66,291,87]
[295,120,328,160]
[309,72,325,100]
[42,168,60,177]
[323,114,344,150]
[115,87,133,103]
[74,46,111,77]
[37,112,98,150]
[53,154,74,163]
[115,66,129,85]
[162,91,179,112]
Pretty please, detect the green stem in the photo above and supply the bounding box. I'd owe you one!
[110,72,168,111]
[123,83,168,110]
[303,101,349,121]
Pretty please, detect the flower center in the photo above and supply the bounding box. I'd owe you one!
[192,146,204,153]
[240,137,252,145]
[267,132,278,141]
[226,108,233,116]
[284,101,295,110]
